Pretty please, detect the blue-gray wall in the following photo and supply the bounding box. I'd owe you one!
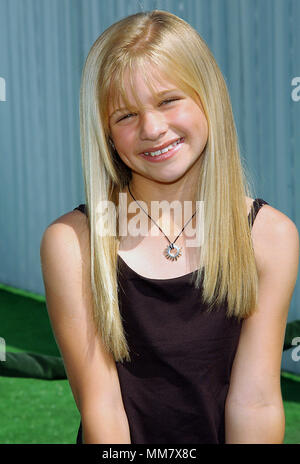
[0,0,299,348]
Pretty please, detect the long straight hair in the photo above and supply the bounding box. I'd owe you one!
[79,10,257,363]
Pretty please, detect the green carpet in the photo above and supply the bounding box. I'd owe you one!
[0,376,80,444]
[0,285,299,444]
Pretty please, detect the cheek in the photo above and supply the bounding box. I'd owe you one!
[176,104,206,127]
[177,110,208,141]
[112,129,132,153]
[113,132,136,165]
[192,108,208,137]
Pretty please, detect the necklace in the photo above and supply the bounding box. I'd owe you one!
[127,184,198,261]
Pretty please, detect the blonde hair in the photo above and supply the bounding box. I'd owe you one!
[79,10,257,363]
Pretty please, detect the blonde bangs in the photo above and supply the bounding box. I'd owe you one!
[101,41,205,137]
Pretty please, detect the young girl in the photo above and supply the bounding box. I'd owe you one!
[40,10,299,444]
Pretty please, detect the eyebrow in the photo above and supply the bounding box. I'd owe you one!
[109,89,180,120]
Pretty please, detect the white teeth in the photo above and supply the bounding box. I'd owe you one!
[143,138,182,156]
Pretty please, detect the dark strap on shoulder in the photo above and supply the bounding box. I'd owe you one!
[248,198,269,228]
[73,204,87,216]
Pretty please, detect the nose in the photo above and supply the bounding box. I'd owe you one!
[139,110,168,140]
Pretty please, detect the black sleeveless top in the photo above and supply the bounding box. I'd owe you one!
[73,198,269,444]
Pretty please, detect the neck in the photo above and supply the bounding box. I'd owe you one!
[127,179,198,209]
[121,180,199,238]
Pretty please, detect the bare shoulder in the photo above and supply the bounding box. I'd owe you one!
[41,209,90,265]
[245,195,297,236]
[244,196,299,273]
[40,208,92,326]
[46,208,89,239]
[247,200,299,277]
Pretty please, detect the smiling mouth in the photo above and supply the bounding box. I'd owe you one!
[142,138,183,157]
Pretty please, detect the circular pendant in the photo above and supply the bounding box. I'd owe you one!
[164,243,182,261]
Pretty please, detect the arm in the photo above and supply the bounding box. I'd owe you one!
[225,205,299,444]
[40,210,131,444]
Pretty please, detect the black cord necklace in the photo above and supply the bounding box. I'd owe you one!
[127,184,198,261]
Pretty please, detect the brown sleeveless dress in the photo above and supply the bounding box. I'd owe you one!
[74,198,269,444]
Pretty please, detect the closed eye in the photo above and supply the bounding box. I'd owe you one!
[160,98,180,105]
[117,113,135,122]
[116,98,180,122]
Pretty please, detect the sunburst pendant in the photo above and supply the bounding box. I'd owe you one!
[164,243,182,261]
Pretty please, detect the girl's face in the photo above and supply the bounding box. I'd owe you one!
[108,65,208,185]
